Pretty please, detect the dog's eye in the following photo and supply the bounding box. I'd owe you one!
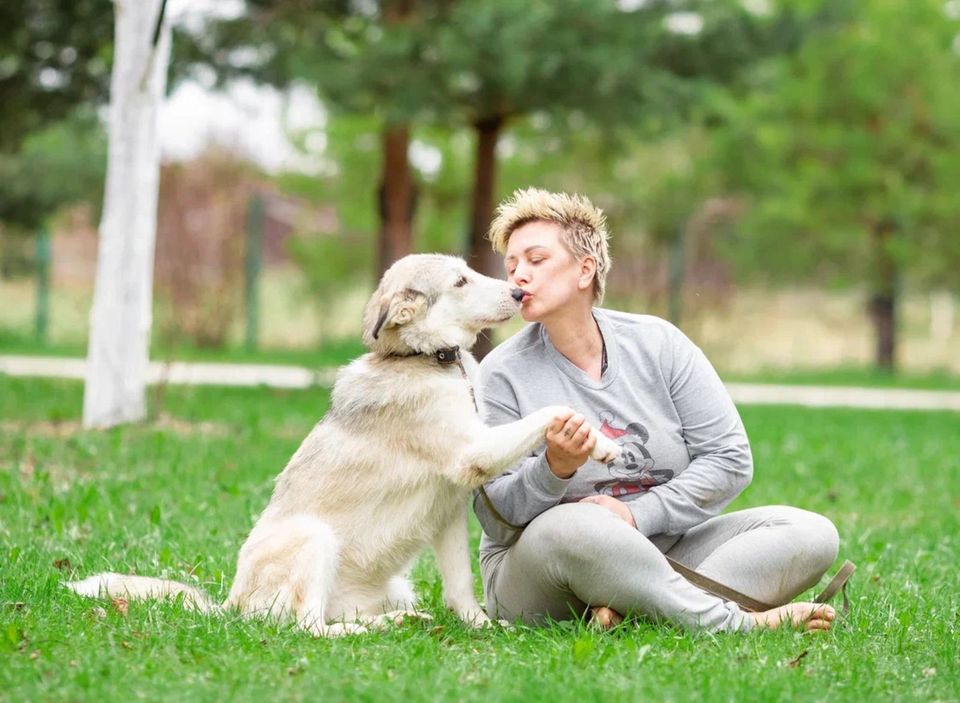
[454,276,468,288]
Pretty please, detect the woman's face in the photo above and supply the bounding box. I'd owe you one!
[504,220,585,322]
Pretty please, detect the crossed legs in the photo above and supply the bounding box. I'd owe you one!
[485,502,839,632]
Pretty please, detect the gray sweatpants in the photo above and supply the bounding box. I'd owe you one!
[481,503,840,632]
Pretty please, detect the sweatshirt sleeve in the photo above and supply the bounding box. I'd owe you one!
[471,387,572,547]
[626,326,753,537]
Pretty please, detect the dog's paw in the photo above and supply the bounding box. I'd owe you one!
[305,621,368,638]
[472,615,512,630]
[590,431,621,464]
[458,608,493,628]
[378,609,434,627]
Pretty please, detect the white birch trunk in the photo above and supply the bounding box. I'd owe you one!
[83,0,171,428]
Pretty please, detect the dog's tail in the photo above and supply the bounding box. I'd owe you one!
[63,572,218,613]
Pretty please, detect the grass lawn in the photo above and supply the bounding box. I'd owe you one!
[722,366,960,392]
[1,377,957,702]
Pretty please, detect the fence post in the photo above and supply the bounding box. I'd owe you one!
[35,226,51,343]
[668,224,685,326]
[245,194,264,351]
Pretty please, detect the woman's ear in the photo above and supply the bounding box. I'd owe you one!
[578,256,597,292]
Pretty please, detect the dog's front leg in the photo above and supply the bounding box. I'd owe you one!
[451,406,620,487]
[432,509,489,627]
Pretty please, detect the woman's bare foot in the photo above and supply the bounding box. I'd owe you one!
[589,605,624,630]
[748,603,837,632]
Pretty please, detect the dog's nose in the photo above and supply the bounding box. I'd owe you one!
[511,288,524,302]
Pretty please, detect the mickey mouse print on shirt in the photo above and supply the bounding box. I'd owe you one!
[592,411,674,497]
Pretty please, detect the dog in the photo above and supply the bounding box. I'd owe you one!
[66,254,621,636]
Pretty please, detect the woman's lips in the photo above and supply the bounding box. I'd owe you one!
[521,292,533,303]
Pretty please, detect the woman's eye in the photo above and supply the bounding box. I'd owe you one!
[530,258,544,265]
[454,276,468,288]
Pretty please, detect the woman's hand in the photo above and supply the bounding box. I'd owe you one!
[580,494,637,528]
[545,412,597,478]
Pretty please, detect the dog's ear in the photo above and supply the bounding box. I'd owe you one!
[369,288,426,340]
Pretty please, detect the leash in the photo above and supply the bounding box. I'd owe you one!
[432,346,478,411]
[665,556,856,614]
[813,559,857,613]
[665,556,776,612]
[418,346,525,530]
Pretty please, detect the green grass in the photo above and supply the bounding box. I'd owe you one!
[1,377,958,702]
[723,365,960,392]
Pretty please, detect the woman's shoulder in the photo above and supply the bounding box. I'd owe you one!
[597,308,684,342]
[484,323,545,361]
[478,323,545,373]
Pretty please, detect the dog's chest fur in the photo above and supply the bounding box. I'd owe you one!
[265,353,480,577]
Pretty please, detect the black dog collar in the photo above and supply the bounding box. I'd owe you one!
[389,345,475,410]
[434,346,461,365]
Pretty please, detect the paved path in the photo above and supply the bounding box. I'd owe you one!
[0,355,337,389]
[2,354,959,412]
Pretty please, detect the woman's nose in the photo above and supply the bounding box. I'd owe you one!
[512,265,530,285]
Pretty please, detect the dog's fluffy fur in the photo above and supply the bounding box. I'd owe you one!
[65,254,620,636]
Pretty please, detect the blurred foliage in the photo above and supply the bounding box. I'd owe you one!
[174,0,809,128]
[0,0,114,154]
[279,115,383,236]
[287,229,373,338]
[0,0,189,234]
[0,105,106,232]
[0,0,113,238]
[153,150,257,349]
[276,115,381,322]
[709,0,960,292]
[2,0,958,364]
[176,0,817,296]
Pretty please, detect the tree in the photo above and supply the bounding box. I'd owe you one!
[177,0,813,357]
[0,0,114,155]
[83,0,172,428]
[711,0,960,370]
[419,0,804,355]
[376,0,418,278]
[0,1,114,237]
[171,0,443,278]
[0,106,107,233]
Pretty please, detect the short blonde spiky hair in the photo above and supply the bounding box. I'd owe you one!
[487,187,611,303]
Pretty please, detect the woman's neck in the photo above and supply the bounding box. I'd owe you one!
[542,304,604,380]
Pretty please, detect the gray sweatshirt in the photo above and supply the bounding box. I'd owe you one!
[473,309,753,560]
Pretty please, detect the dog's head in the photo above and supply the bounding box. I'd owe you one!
[362,254,523,355]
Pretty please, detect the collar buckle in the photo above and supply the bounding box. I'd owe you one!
[434,346,460,365]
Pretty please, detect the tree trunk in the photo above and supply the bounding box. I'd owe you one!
[868,221,898,372]
[83,0,170,428]
[376,0,417,279]
[467,116,505,360]
[377,124,415,277]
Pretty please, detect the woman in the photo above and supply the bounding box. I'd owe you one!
[474,188,840,632]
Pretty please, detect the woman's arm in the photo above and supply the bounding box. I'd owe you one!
[626,328,754,537]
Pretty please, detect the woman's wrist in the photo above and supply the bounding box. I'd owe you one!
[545,448,581,478]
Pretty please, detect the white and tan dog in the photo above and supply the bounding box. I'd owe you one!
[66,254,620,636]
